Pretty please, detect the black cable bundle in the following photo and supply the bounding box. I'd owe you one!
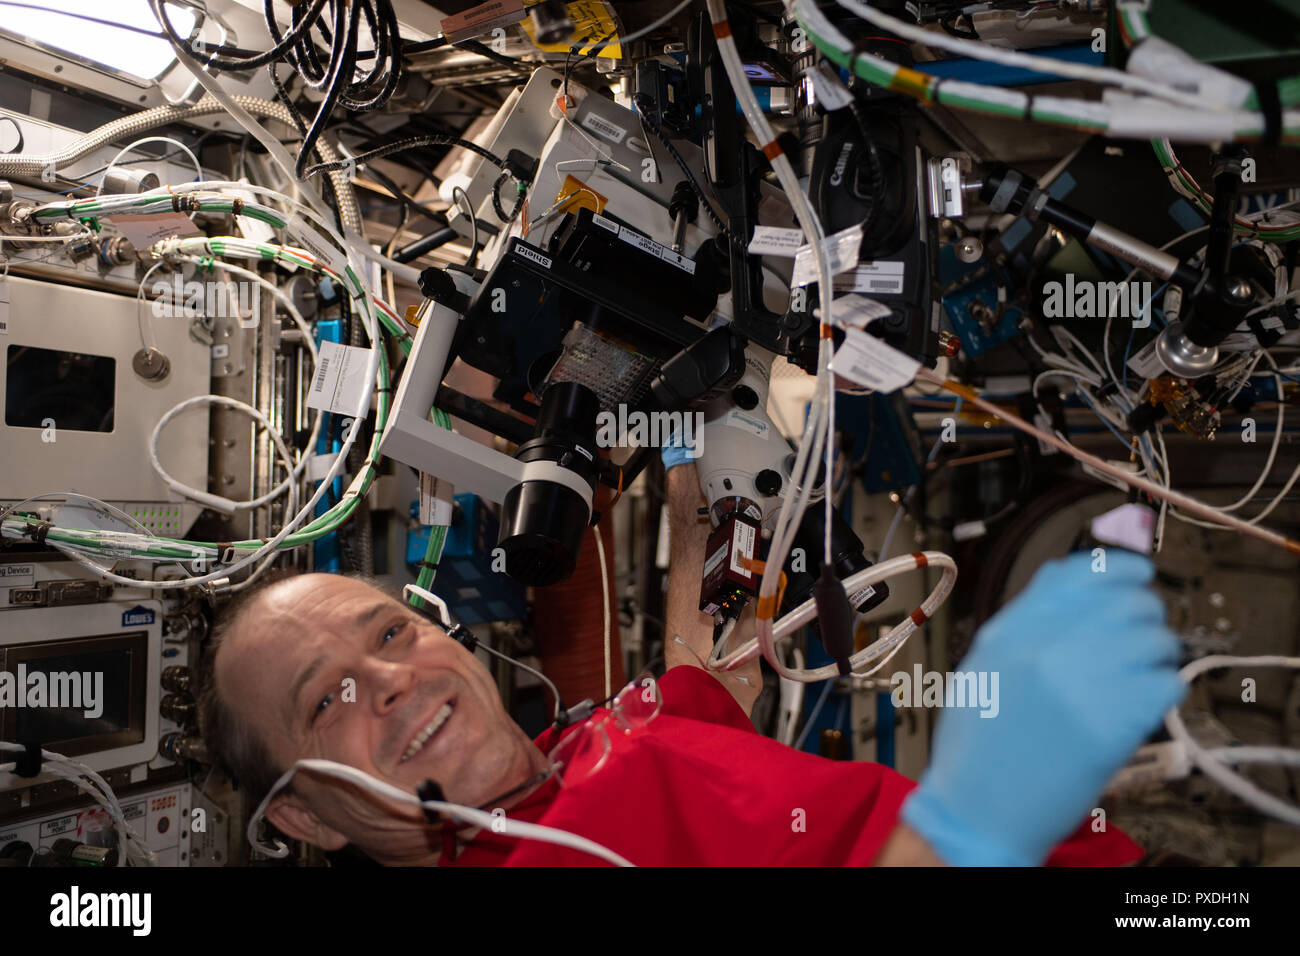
[155,0,405,180]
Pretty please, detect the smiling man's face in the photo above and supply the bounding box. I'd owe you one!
[215,573,545,864]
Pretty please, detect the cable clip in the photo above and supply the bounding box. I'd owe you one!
[14,742,42,778]
[23,520,52,546]
[416,779,446,824]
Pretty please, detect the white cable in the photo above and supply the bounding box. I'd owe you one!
[0,743,155,866]
[706,0,837,688]
[150,395,298,515]
[835,0,1219,111]
[1206,746,1300,768]
[148,0,335,224]
[0,230,94,243]
[6,185,382,586]
[1166,655,1300,827]
[94,135,203,200]
[588,0,696,52]
[1168,352,1298,530]
[1052,325,1108,382]
[594,526,612,701]
[135,259,168,351]
[247,758,635,866]
[708,551,958,682]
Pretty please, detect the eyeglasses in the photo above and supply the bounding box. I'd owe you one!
[545,671,662,786]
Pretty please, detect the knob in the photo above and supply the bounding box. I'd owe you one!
[160,694,196,724]
[755,469,782,497]
[160,732,210,763]
[731,384,759,410]
[161,665,192,693]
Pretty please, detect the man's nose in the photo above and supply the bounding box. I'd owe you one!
[359,657,417,715]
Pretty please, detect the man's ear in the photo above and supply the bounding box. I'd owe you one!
[266,792,349,851]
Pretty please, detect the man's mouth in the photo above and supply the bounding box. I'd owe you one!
[399,700,455,764]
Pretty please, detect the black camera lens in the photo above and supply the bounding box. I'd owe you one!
[782,504,889,623]
[497,381,600,586]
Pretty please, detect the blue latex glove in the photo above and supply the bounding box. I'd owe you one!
[901,550,1186,866]
[660,425,700,471]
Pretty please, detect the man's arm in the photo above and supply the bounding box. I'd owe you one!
[873,823,947,866]
[663,462,763,716]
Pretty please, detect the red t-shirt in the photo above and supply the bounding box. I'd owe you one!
[443,665,1143,866]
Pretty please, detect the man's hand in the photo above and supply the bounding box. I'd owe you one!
[900,550,1186,866]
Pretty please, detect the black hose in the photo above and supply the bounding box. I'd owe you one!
[492,169,526,224]
[303,135,510,180]
[636,102,732,241]
[293,0,358,180]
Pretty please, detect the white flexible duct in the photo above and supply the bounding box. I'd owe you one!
[0,95,360,232]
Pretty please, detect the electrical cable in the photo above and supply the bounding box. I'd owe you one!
[636,104,733,241]
[246,758,634,865]
[595,525,612,701]
[1165,655,1300,827]
[793,0,1300,144]
[304,134,510,181]
[452,185,479,267]
[915,366,1300,555]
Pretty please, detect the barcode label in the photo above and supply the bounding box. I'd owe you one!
[0,278,8,335]
[306,342,373,416]
[833,261,905,295]
[791,224,864,287]
[580,111,627,144]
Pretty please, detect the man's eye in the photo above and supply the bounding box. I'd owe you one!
[381,626,400,644]
[313,693,334,721]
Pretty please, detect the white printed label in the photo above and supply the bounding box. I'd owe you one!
[515,244,553,269]
[592,213,620,234]
[418,471,454,526]
[616,228,695,274]
[748,226,805,257]
[306,341,373,416]
[729,521,757,578]
[808,63,853,111]
[703,541,728,579]
[833,294,892,328]
[619,229,660,258]
[580,111,627,144]
[834,260,904,294]
[107,212,201,250]
[1032,410,1059,456]
[828,327,920,393]
[1126,338,1165,378]
[848,583,877,606]
[0,563,35,588]
[305,453,336,483]
[287,221,342,271]
[659,247,696,275]
[791,224,864,287]
[724,408,769,437]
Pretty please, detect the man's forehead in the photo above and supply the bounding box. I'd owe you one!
[220,575,399,664]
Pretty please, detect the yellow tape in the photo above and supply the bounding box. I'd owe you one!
[521,0,622,57]
[890,66,934,102]
[555,174,607,215]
